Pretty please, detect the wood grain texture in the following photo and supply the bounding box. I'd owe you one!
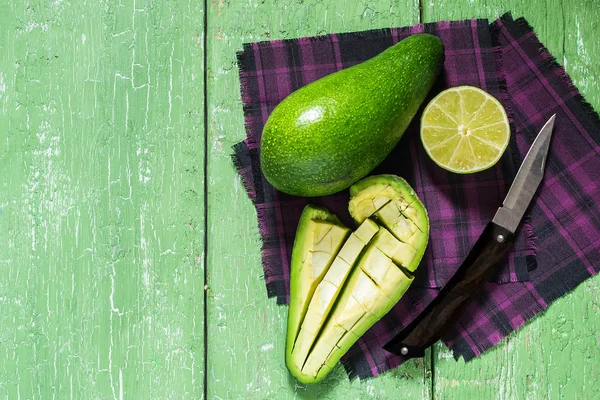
[424,2,600,399]
[204,0,434,399]
[0,1,205,398]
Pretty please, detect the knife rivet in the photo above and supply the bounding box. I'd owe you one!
[497,234,505,243]
[400,347,409,356]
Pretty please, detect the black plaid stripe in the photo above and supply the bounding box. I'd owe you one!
[337,30,396,66]
[284,39,302,92]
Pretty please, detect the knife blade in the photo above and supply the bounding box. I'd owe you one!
[383,114,556,359]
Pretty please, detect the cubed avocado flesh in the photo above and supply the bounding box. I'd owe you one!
[286,176,429,384]
[369,227,418,272]
[348,174,418,224]
[301,239,413,382]
[374,202,428,260]
[349,174,429,271]
[286,206,351,361]
[289,219,379,373]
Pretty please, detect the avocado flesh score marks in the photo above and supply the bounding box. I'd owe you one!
[349,175,430,272]
[290,218,380,374]
[302,229,416,382]
[286,205,352,362]
[286,175,429,384]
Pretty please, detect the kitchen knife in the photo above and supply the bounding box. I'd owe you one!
[383,114,556,359]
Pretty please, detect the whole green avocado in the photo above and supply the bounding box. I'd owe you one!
[260,33,444,197]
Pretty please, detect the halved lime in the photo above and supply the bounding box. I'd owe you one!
[420,86,511,174]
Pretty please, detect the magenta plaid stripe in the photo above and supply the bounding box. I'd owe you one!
[232,13,600,379]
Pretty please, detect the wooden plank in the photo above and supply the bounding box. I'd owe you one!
[204,0,434,398]
[424,2,600,398]
[0,1,205,398]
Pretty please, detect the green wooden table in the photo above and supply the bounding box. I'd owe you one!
[1,0,599,398]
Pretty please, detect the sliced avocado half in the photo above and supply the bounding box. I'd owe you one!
[285,175,429,384]
[287,219,379,378]
[286,205,351,363]
[299,224,416,382]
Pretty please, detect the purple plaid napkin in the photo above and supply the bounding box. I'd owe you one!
[235,18,535,294]
[233,13,600,379]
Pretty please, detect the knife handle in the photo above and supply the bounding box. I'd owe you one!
[383,222,514,359]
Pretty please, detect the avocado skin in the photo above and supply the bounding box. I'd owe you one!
[260,34,445,197]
